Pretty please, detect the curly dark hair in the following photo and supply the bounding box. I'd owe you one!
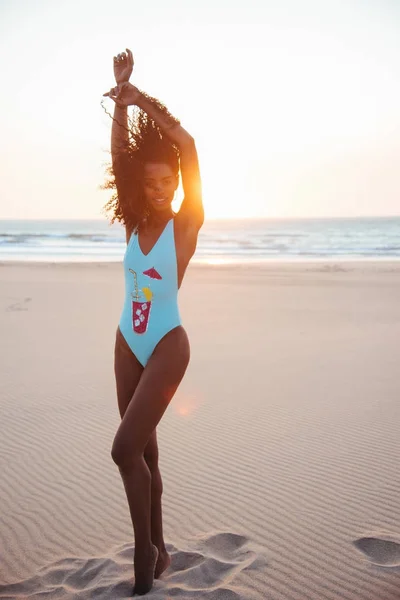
[100,90,181,233]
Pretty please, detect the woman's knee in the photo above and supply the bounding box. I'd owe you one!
[144,443,159,469]
[110,439,125,467]
[144,449,163,494]
[149,464,163,496]
[111,435,140,467]
[144,452,159,475]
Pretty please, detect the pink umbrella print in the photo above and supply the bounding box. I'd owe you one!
[143,267,162,280]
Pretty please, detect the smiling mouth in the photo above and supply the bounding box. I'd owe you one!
[154,198,167,204]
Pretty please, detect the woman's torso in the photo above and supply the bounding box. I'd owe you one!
[118,216,195,365]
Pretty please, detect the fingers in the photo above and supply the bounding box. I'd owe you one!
[113,49,134,69]
[102,92,122,107]
[114,51,128,64]
[103,85,126,108]
[103,85,119,98]
[126,48,134,68]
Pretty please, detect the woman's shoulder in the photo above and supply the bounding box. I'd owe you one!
[125,224,137,244]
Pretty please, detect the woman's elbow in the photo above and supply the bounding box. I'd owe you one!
[180,133,195,149]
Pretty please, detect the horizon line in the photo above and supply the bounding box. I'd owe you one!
[1,214,400,222]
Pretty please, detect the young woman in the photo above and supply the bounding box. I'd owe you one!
[102,49,204,595]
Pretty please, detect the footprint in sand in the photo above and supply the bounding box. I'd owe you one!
[166,531,267,592]
[353,533,400,567]
[6,297,32,312]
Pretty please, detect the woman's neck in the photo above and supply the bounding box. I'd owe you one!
[146,208,174,229]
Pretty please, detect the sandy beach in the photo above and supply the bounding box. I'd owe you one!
[1,260,400,600]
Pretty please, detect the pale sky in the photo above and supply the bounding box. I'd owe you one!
[0,0,399,219]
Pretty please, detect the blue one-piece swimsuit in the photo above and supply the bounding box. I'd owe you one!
[118,217,181,367]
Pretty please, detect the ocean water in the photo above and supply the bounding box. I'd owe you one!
[0,217,399,263]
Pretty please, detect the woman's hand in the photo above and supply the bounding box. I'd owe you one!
[113,48,134,84]
[103,81,141,108]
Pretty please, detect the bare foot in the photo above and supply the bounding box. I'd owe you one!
[133,544,158,596]
[154,548,171,579]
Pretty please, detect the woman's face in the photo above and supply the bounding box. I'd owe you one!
[143,162,179,213]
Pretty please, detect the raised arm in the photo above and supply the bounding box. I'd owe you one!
[110,51,133,158]
[110,102,132,242]
[107,51,136,241]
[135,92,203,229]
[111,104,129,158]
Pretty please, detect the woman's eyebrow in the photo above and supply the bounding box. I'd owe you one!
[144,176,172,181]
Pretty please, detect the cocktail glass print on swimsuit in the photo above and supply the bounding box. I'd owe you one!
[128,267,162,334]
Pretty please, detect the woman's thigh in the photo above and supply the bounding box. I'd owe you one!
[114,326,143,419]
[112,326,190,461]
[114,327,160,465]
